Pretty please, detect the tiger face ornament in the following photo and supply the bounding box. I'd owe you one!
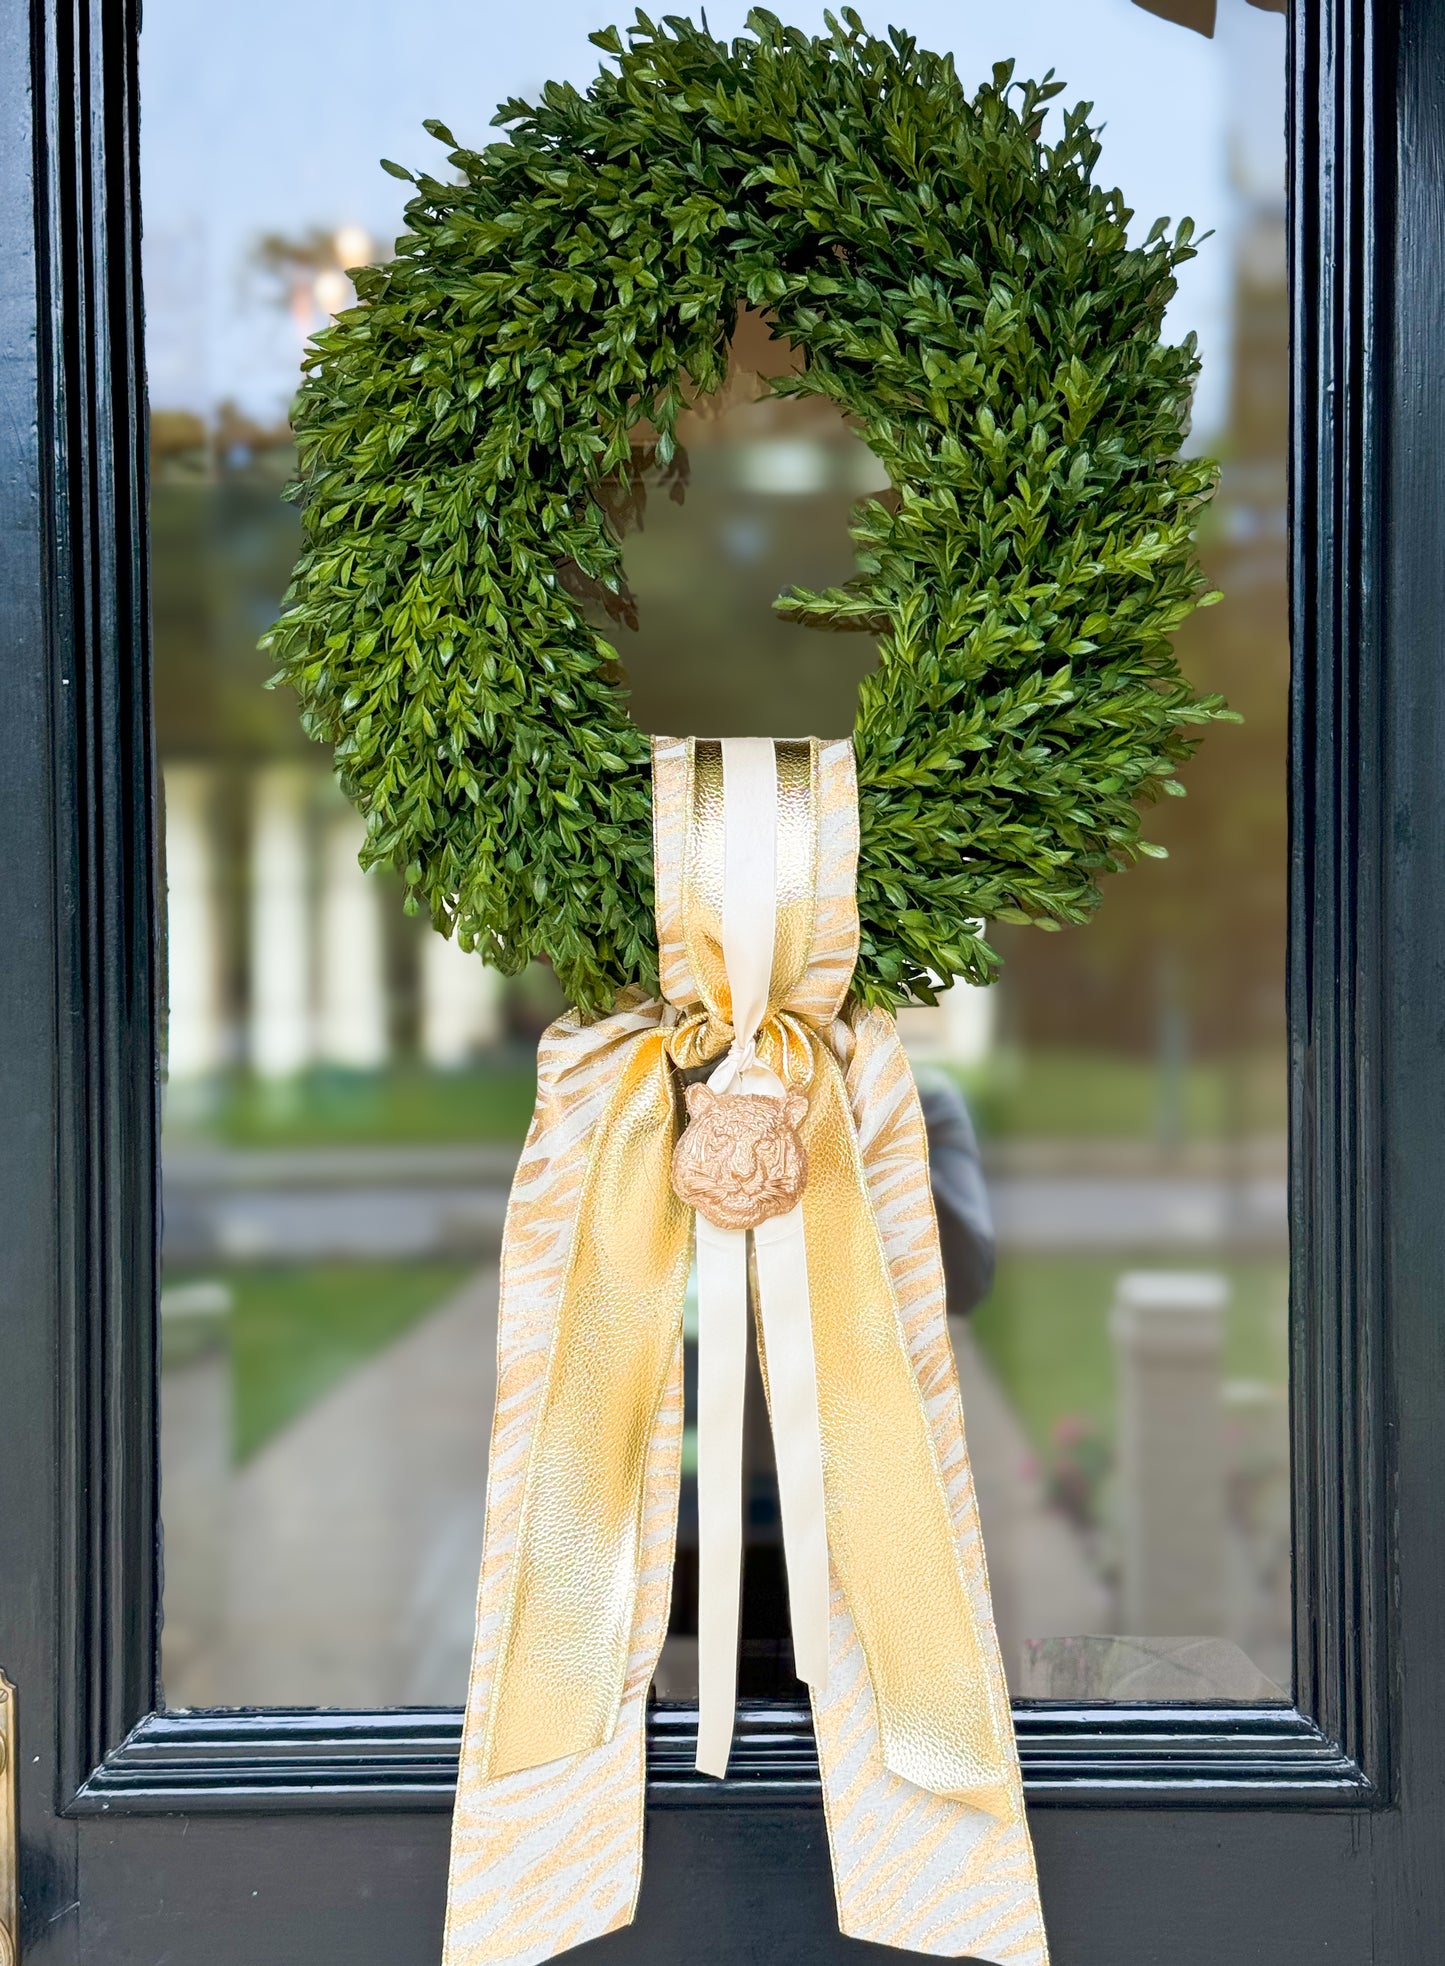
[671,1081,809,1232]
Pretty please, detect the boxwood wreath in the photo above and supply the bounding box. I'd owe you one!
[264,8,1228,1017]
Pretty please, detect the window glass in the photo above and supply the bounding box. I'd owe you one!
[146,0,1289,1708]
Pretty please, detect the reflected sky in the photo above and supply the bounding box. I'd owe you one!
[141,0,1284,436]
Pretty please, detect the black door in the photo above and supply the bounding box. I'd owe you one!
[2,1,1442,1961]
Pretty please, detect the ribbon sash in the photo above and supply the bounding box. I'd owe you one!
[443,737,1049,1966]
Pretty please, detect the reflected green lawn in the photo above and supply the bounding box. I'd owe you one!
[972,1255,1289,1458]
[163,1047,1285,1151]
[168,1252,1285,1485]
[167,1063,539,1149]
[159,1051,1287,1471]
[214,1262,473,1460]
[958,1048,1285,1145]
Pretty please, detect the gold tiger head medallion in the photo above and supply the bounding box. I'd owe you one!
[671,1082,809,1231]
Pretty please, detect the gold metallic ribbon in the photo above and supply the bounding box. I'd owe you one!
[443,737,1049,1966]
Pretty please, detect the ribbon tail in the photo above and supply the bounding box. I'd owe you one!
[481,1018,691,1778]
[808,1007,1047,1962]
[695,1201,831,1781]
[799,1025,1018,1819]
[694,1218,748,1777]
[444,999,691,1966]
[753,1206,831,1693]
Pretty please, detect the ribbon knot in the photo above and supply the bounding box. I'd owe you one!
[719,1029,757,1081]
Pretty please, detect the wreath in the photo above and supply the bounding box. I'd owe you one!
[264,9,1225,1016]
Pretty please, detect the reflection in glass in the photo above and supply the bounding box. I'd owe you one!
[146,0,1289,1710]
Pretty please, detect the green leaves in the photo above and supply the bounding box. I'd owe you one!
[266,10,1222,1015]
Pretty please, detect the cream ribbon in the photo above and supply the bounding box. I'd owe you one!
[693,738,831,1777]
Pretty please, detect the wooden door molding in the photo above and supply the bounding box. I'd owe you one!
[31,0,160,1812]
[47,0,1390,1820]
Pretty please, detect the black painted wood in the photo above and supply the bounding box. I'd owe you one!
[1368,0,1445,1958]
[36,0,159,1808]
[1286,0,1393,1799]
[74,1807,1376,1966]
[66,1702,1369,1813]
[48,0,1386,1828]
[0,0,79,1952]
[0,0,1439,1957]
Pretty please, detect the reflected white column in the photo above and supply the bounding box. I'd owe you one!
[892,981,995,1067]
[942,981,995,1066]
[420,932,503,1068]
[163,763,224,1080]
[249,764,314,1078]
[1111,1271,1228,1638]
[317,803,388,1068]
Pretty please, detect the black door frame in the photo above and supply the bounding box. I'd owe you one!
[2,0,1439,1958]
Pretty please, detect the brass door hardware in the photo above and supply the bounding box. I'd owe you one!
[0,1672,15,1965]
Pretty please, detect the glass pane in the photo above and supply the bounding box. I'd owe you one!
[146,0,1288,1709]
